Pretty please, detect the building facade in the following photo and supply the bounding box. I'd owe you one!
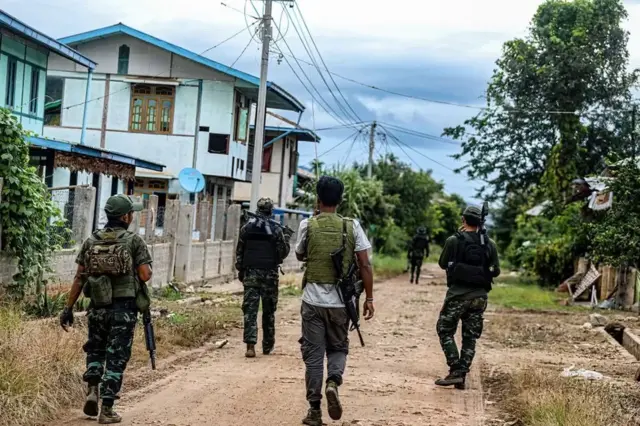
[43,23,305,225]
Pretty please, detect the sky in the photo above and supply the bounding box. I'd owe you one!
[6,0,640,202]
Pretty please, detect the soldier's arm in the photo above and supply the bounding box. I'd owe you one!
[65,265,85,309]
[132,235,153,282]
[276,228,291,260]
[294,220,308,262]
[438,237,456,270]
[235,227,246,271]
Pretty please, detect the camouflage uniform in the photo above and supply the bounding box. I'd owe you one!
[436,206,500,380]
[236,198,290,353]
[76,222,152,403]
[408,227,429,283]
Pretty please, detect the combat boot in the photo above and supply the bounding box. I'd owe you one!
[325,380,343,420]
[435,370,465,387]
[245,344,256,358]
[302,408,322,426]
[454,374,467,390]
[98,405,122,424]
[410,274,414,284]
[263,345,274,355]
[83,384,99,417]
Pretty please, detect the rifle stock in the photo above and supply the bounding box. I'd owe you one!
[244,210,294,238]
[143,310,156,370]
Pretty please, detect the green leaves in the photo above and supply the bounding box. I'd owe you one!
[0,107,67,299]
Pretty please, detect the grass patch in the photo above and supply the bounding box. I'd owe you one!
[490,277,583,312]
[0,294,243,425]
[426,244,442,263]
[372,254,406,279]
[158,285,183,301]
[487,368,640,426]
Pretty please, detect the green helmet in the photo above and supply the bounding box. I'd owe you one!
[462,205,483,219]
[416,226,427,235]
[104,194,143,218]
[257,197,274,215]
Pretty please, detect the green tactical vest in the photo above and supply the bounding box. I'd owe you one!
[304,213,355,285]
[84,228,138,303]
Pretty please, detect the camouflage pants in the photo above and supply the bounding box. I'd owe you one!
[242,273,279,350]
[83,300,137,401]
[436,297,487,373]
[410,257,423,281]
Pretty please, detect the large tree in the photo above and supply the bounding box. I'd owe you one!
[444,0,638,202]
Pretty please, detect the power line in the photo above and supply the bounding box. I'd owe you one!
[378,122,460,145]
[313,127,363,160]
[379,124,456,172]
[230,26,258,68]
[289,3,363,123]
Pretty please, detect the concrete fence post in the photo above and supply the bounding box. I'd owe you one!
[0,177,3,251]
[145,194,159,243]
[174,204,195,283]
[164,199,180,283]
[198,201,211,242]
[129,195,142,235]
[214,200,226,241]
[72,186,96,246]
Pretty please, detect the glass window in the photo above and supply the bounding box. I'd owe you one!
[129,85,174,134]
[161,100,172,132]
[146,99,157,132]
[262,145,272,172]
[29,68,40,114]
[131,98,143,130]
[5,57,17,107]
[118,45,130,75]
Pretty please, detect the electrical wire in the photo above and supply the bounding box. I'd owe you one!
[379,124,456,172]
[230,26,259,68]
[378,122,460,145]
[312,127,363,161]
[286,4,362,124]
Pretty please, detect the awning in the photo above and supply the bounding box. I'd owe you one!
[135,170,176,180]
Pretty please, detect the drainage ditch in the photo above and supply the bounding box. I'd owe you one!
[604,322,640,380]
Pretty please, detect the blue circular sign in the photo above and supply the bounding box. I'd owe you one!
[178,168,205,193]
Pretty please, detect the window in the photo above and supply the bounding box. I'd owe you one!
[118,45,130,75]
[208,133,229,154]
[44,77,64,126]
[262,145,272,172]
[289,146,299,178]
[29,68,40,114]
[129,85,174,134]
[134,179,145,188]
[233,91,249,143]
[5,57,17,107]
[148,180,167,190]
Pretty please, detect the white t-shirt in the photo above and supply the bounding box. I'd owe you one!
[295,217,371,308]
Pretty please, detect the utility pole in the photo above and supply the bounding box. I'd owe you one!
[367,121,377,179]
[249,0,274,212]
[632,104,637,160]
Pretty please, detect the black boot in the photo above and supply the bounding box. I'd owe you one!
[410,274,414,284]
[435,370,465,387]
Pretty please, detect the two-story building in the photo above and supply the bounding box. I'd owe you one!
[43,23,305,226]
[0,10,165,230]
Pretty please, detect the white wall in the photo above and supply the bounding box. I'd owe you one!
[60,77,105,129]
[174,84,198,135]
[44,127,101,147]
[107,81,131,131]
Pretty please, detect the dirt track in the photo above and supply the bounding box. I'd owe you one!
[58,265,485,426]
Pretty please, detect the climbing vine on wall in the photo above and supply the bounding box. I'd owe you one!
[0,108,68,298]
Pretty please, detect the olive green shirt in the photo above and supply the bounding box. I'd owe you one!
[438,232,500,300]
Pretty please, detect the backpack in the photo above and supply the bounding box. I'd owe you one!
[450,232,492,290]
[83,229,135,307]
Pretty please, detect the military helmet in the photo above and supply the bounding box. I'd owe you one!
[462,205,483,219]
[417,226,427,235]
[257,197,274,215]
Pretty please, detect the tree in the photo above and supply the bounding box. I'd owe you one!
[444,0,637,203]
[0,108,68,298]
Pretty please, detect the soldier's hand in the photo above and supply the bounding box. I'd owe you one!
[60,306,74,331]
[363,299,375,320]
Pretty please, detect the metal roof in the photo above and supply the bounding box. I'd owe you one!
[0,10,96,69]
[27,136,165,172]
[251,125,321,142]
[58,23,304,112]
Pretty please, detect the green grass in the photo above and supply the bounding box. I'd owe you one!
[426,244,443,263]
[372,254,406,279]
[490,277,585,311]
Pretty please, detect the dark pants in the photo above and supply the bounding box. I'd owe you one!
[242,279,279,350]
[410,256,423,281]
[83,300,137,401]
[299,301,349,403]
[436,297,487,373]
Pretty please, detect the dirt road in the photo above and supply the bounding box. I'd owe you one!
[59,265,484,426]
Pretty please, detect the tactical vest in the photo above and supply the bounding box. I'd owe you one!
[242,216,279,269]
[449,232,492,291]
[410,235,429,258]
[304,213,355,285]
[83,228,138,305]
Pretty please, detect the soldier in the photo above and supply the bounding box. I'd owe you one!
[235,197,291,358]
[295,176,375,426]
[435,205,500,390]
[407,226,430,284]
[59,194,153,424]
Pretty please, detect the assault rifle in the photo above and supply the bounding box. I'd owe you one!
[243,210,295,239]
[479,201,489,246]
[330,246,365,347]
[142,310,157,370]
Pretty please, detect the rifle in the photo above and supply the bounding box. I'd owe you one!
[330,246,365,347]
[479,201,489,246]
[142,310,157,370]
[243,210,295,239]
